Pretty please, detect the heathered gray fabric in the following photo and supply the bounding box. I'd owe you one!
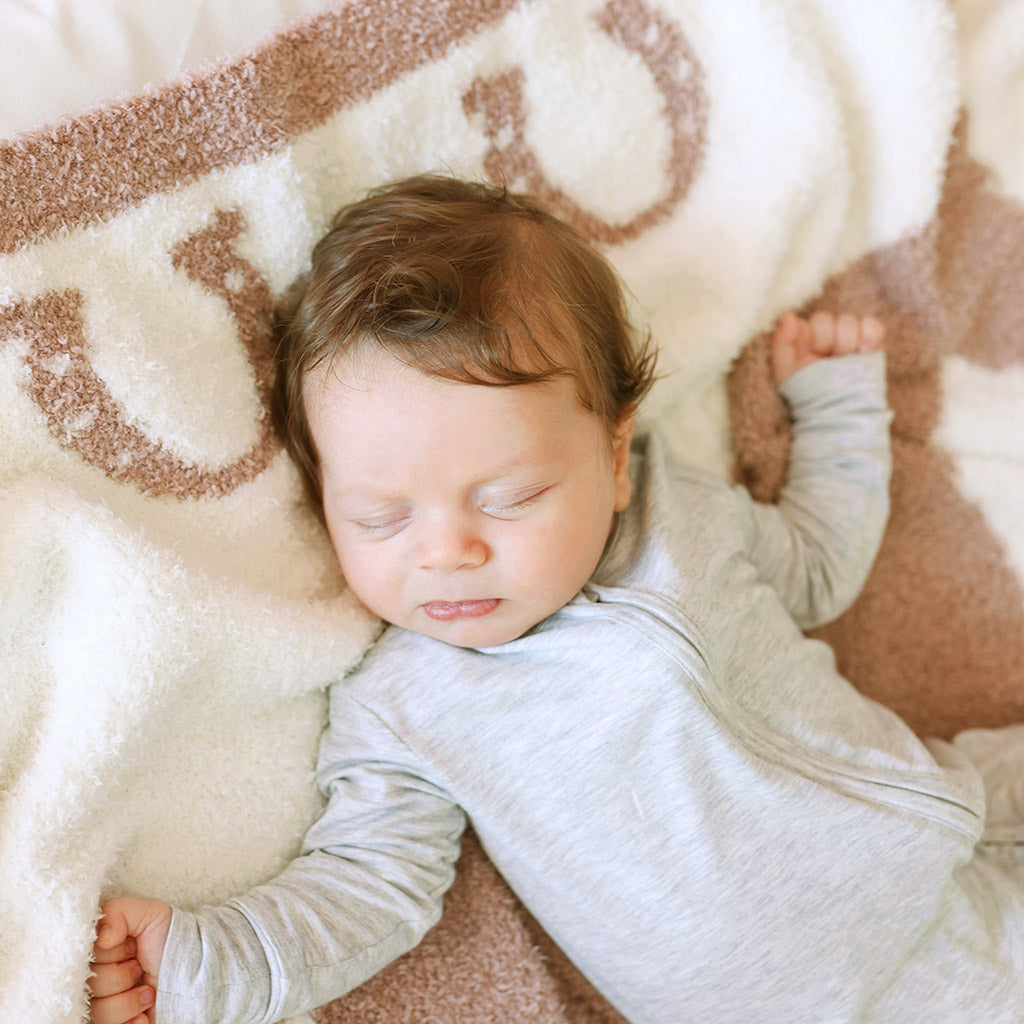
[158,353,1024,1024]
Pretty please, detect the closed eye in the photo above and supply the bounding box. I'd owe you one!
[480,486,552,519]
[351,514,411,538]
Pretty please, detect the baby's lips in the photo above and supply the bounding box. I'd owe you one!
[423,599,500,621]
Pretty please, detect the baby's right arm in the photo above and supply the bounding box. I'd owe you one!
[107,687,465,1024]
[89,897,172,1024]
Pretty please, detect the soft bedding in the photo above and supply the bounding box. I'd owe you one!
[1,2,1023,1022]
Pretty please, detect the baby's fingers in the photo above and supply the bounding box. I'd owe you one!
[834,314,861,355]
[89,986,154,1024]
[89,959,143,999]
[860,315,885,352]
[95,903,130,951]
[771,311,814,383]
[92,936,136,966]
[809,311,884,357]
[809,311,839,354]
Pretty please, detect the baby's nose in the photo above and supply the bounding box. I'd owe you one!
[415,519,488,571]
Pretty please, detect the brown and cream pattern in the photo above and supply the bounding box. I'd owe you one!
[0,211,279,498]
[729,121,1024,740]
[1,2,1020,1022]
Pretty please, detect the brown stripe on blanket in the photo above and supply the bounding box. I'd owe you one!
[464,0,707,244]
[729,118,1024,740]
[0,0,521,253]
[0,0,703,257]
[0,210,280,498]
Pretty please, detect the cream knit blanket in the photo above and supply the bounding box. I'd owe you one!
[2,2,1023,1021]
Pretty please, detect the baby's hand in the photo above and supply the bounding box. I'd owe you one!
[771,310,885,385]
[89,897,173,1024]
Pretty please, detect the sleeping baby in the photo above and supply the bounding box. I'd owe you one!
[89,174,1024,1024]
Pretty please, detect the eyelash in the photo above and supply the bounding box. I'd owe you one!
[481,491,545,516]
[351,489,549,536]
[353,516,410,537]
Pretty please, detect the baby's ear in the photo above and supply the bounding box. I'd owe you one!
[612,406,635,512]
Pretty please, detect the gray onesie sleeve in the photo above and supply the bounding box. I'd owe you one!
[739,351,892,629]
[155,695,466,1024]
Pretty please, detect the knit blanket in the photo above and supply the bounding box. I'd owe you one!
[2,2,1022,1022]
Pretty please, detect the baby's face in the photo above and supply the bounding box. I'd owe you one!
[304,348,633,648]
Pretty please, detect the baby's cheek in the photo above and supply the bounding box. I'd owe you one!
[534,543,593,606]
[337,549,391,612]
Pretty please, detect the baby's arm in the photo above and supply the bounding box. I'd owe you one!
[89,736,461,1024]
[89,897,172,1024]
[148,689,464,1024]
[740,310,890,628]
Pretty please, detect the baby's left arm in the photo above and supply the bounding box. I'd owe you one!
[739,310,891,629]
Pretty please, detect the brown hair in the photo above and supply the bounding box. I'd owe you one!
[273,173,657,501]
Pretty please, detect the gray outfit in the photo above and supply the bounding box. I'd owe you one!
[158,353,1024,1024]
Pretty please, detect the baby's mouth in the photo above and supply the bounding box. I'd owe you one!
[422,599,501,621]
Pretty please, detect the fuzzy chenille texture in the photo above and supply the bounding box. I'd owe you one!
[1,1,1022,1022]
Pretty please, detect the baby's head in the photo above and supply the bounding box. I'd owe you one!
[275,174,656,647]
